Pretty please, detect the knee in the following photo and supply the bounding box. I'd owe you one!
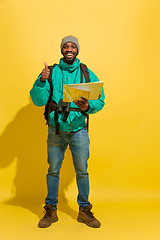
[76,165,88,178]
[74,160,88,175]
[76,171,89,181]
[48,164,60,176]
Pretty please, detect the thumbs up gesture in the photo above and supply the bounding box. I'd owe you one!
[40,62,50,82]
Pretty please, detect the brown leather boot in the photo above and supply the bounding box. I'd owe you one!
[77,204,101,228]
[38,204,58,228]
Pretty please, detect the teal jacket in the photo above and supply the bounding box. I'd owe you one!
[30,58,105,132]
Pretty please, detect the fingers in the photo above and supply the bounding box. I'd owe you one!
[73,98,89,111]
[79,97,87,103]
[44,62,48,69]
[40,62,50,82]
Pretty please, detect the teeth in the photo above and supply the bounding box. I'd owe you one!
[66,53,73,58]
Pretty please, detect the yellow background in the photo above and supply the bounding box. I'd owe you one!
[0,0,160,239]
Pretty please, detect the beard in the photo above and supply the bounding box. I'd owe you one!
[63,52,77,64]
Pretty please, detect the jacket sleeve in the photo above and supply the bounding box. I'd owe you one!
[30,75,51,107]
[85,69,105,114]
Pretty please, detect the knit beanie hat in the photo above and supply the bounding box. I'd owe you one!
[60,35,80,54]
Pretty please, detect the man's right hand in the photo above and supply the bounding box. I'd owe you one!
[40,62,50,82]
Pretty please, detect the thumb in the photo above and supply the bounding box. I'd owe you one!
[44,62,48,69]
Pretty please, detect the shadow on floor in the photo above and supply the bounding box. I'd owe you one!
[0,102,78,219]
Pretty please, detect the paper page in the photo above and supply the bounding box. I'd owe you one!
[63,85,90,102]
[63,81,103,102]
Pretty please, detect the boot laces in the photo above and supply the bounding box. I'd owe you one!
[43,209,52,219]
[84,208,95,219]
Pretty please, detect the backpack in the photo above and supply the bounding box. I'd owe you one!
[44,63,90,134]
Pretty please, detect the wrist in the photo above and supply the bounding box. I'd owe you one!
[40,76,46,82]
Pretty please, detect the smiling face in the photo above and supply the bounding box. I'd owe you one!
[62,42,78,64]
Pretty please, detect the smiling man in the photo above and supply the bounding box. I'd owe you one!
[61,38,78,64]
[30,35,105,228]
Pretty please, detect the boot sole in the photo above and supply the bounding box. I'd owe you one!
[77,216,100,228]
[38,216,58,228]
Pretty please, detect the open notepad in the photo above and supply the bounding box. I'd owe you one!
[63,81,104,102]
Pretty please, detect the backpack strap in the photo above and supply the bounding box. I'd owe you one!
[80,63,90,83]
[44,64,57,124]
[80,63,90,132]
[54,110,60,135]
[48,64,57,97]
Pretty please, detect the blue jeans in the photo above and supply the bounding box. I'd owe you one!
[45,126,91,207]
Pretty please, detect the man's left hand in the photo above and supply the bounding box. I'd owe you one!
[73,97,89,111]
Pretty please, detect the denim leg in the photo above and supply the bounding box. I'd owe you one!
[45,127,67,206]
[68,128,90,207]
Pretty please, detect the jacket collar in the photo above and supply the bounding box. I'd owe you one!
[59,58,80,72]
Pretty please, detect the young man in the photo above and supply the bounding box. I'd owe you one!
[30,35,105,228]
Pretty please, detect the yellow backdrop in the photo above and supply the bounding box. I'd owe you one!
[0,0,160,239]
